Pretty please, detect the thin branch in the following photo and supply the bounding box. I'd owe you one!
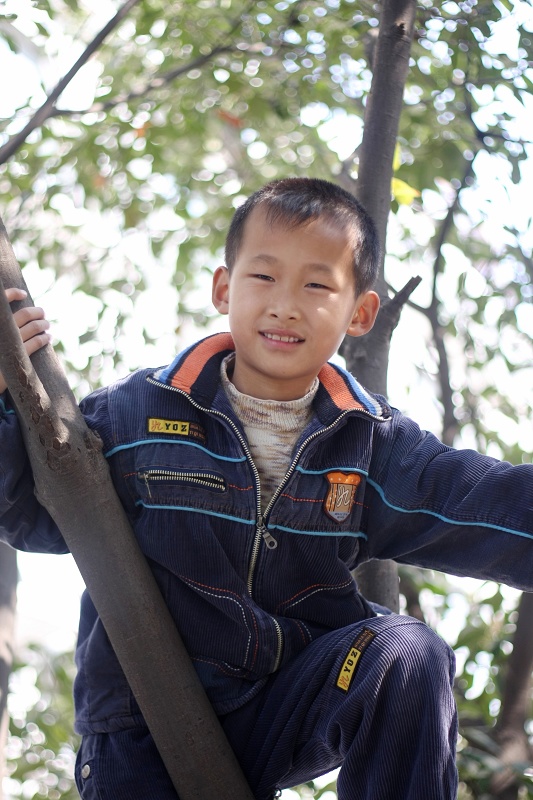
[0,0,142,165]
[384,275,422,321]
[47,44,237,119]
[339,275,421,376]
[0,0,262,154]
[47,1,257,120]
[383,159,473,445]
[462,69,530,151]
[431,160,475,295]
[385,280,425,315]
[425,158,474,445]
[503,227,533,286]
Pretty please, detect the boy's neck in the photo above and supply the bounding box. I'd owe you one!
[228,356,319,402]
[223,355,318,410]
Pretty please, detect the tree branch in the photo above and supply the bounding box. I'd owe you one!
[46,1,258,120]
[341,2,418,616]
[47,44,236,120]
[0,0,142,165]
[355,0,417,297]
[339,274,421,404]
[398,567,426,622]
[425,158,474,446]
[490,592,533,797]
[0,0,265,159]
[385,275,422,325]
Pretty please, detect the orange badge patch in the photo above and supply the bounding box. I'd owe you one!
[323,471,361,523]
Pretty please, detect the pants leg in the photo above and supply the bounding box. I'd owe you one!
[222,614,458,800]
[75,728,179,800]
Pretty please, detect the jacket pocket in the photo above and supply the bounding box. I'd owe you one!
[138,468,227,497]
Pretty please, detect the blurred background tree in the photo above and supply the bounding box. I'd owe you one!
[4,647,78,800]
[0,0,532,797]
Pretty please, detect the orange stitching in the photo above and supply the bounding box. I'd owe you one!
[180,576,242,596]
[294,621,309,646]
[280,582,331,605]
[276,580,352,612]
[281,493,322,503]
[281,492,367,510]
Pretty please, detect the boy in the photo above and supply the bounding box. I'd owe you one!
[1,177,533,800]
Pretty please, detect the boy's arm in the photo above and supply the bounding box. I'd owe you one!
[0,403,69,553]
[0,288,67,553]
[362,408,533,591]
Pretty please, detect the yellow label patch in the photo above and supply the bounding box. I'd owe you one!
[336,628,376,692]
[147,418,207,443]
[148,418,190,434]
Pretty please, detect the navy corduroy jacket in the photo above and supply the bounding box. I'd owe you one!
[1,332,533,733]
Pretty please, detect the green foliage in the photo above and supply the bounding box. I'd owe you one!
[5,645,79,799]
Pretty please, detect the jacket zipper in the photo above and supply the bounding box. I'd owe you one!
[146,377,268,586]
[146,374,384,673]
[272,617,283,673]
[139,469,226,499]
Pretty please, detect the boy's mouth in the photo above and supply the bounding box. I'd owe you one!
[261,332,303,344]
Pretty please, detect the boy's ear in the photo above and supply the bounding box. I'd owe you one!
[345,290,380,338]
[212,266,230,315]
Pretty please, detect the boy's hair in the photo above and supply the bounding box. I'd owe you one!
[224,177,380,294]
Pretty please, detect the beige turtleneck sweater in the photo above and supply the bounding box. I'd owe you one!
[221,356,318,511]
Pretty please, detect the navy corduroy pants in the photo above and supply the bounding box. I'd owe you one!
[75,614,458,800]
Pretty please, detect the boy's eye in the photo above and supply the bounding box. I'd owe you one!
[254,273,274,281]
[306,282,328,289]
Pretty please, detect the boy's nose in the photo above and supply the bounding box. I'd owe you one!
[267,289,300,320]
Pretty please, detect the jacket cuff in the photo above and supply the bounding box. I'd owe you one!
[0,393,16,417]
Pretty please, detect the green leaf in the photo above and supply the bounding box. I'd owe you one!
[391,177,420,205]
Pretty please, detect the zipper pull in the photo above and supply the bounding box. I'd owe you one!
[258,516,277,550]
[142,472,153,501]
[262,529,278,549]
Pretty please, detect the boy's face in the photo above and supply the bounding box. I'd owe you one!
[212,208,380,401]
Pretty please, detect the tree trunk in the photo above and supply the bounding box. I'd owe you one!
[343,0,418,612]
[0,544,17,800]
[0,219,254,800]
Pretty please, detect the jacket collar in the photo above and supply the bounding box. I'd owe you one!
[152,332,390,423]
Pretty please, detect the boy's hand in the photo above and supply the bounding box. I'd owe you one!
[0,288,51,395]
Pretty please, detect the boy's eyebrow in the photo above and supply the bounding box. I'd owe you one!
[249,254,335,273]
[249,254,278,265]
